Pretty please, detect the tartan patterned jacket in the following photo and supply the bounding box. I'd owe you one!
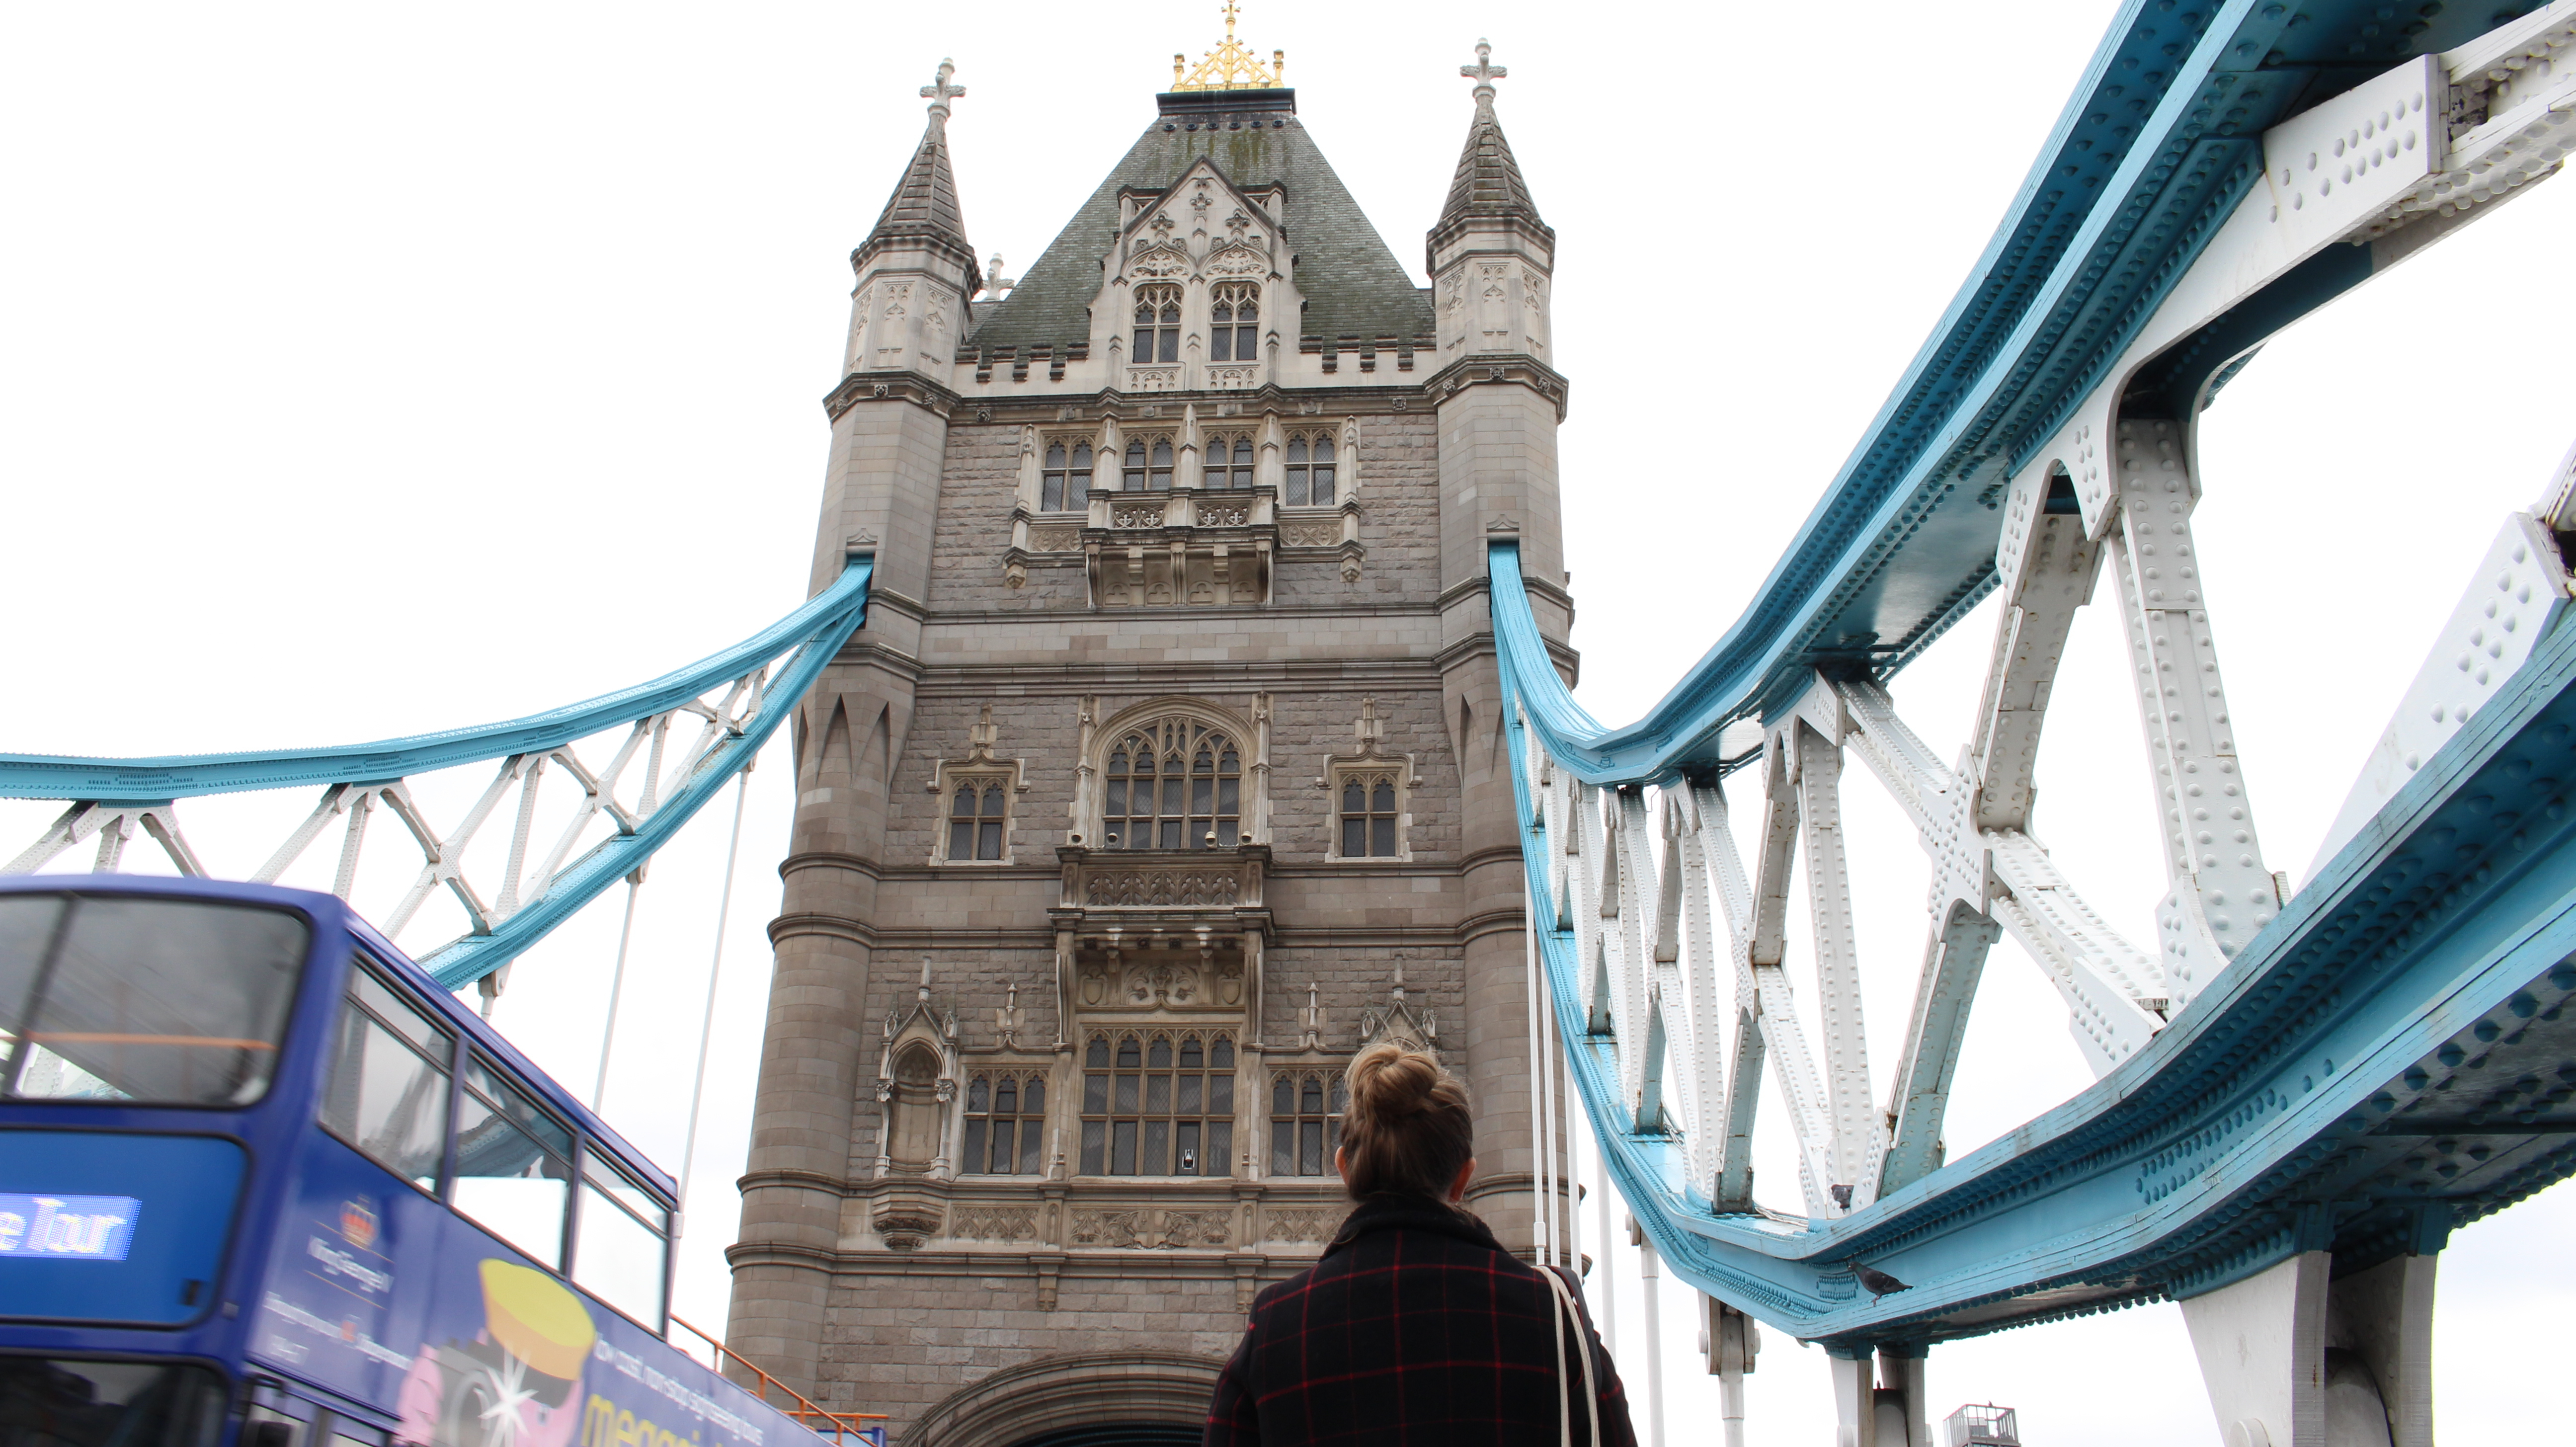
[1204,1195,1638,1447]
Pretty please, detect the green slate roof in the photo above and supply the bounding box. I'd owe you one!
[966,91,1435,354]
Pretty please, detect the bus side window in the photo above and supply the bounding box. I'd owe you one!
[452,1054,574,1270]
[572,1154,668,1328]
[319,961,453,1194]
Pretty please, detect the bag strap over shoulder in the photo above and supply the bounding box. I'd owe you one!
[1539,1265,1601,1447]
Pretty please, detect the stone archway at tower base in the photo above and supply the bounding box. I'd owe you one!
[901,1350,1226,1447]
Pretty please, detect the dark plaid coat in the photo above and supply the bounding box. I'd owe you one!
[1204,1196,1637,1447]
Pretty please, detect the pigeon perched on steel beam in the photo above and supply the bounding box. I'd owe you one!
[1845,1258,1912,1304]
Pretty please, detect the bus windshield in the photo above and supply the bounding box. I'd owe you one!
[0,892,307,1106]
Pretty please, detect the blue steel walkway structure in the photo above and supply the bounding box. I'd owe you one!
[0,558,872,989]
[1476,0,2576,1440]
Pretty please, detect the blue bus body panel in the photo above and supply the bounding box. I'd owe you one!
[0,1131,247,1326]
[0,875,841,1447]
[256,1130,781,1447]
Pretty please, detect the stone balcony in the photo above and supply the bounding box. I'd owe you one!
[1004,485,1361,602]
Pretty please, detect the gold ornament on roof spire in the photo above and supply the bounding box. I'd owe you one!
[1170,1,1286,91]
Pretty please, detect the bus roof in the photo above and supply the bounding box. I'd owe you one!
[0,873,682,1205]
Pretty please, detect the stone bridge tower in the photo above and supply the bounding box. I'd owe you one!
[725,19,1576,1445]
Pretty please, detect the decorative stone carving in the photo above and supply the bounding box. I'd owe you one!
[949,1206,1037,1241]
[1127,366,1182,391]
[1205,245,1265,277]
[1112,503,1167,529]
[1264,1209,1339,1244]
[1070,1208,1153,1247]
[1198,503,1250,527]
[1125,961,1199,1005]
[873,1193,945,1252]
[1282,521,1340,548]
[1085,869,1241,908]
[1028,525,1082,552]
[1069,1208,1231,1249]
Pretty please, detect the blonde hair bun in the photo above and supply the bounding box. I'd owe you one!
[1339,1043,1474,1201]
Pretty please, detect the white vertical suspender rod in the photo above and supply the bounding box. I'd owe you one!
[675,764,753,1236]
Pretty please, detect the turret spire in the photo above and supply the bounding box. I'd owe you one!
[857,58,975,272]
[1436,39,1543,238]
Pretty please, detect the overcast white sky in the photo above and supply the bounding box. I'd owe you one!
[2,1,2570,1442]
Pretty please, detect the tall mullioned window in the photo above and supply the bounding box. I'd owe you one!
[946,778,1008,862]
[1203,436,1254,490]
[1338,770,1401,858]
[1102,720,1240,850]
[1209,286,1260,361]
[1285,436,1337,506]
[1042,442,1093,512]
[1133,287,1181,363]
[1271,1069,1347,1177]
[962,1071,1047,1174]
[1124,438,1175,491]
[1080,1032,1235,1176]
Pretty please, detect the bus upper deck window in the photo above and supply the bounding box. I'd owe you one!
[572,1154,667,1328]
[319,962,452,1193]
[452,1054,574,1269]
[1,893,306,1106]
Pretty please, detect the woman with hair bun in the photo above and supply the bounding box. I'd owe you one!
[1204,1042,1636,1446]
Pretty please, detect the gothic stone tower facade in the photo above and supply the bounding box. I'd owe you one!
[725,38,1576,1447]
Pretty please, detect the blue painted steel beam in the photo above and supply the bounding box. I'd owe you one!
[0,561,874,801]
[1496,538,2576,1348]
[1,559,873,991]
[1523,0,2509,785]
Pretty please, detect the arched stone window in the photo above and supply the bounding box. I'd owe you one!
[1202,435,1254,490]
[948,779,1009,861]
[1132,286,1181,363]
[1339,770,1401,858]
[1269,1068,1347,1176]
[1042,441,1093,512]
[1208,285,1260,362]
[1080,1031,1235,1177]
[1102,718,1241,850]
[1285,434,1338,506]
[1123,437,1175,491]
[961,1070,1047,1175]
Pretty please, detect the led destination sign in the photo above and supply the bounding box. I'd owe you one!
[0,1193,142,1261]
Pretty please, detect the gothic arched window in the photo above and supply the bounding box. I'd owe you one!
[948,780,1007,861]
[961,1071,1047,1175]
[1042,441,1093,512]
[1285,435,1338,506]
[1102,719,1241,850]
[1270,1069,1348,1176]
[1339,771,1400,858]
[1203,435,1253,490]
[1208,286,1260,362]
[1080,1032,1235,1176]
[1133,286,1181,363]
[1123,438,1174,491]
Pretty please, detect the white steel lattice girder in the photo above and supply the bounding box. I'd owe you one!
[1817,673,2166,1076]
[2105,416,2279,1012]
[1783,725,1879,1194]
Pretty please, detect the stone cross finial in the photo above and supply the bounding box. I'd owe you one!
[921,58,966,129]
[1461,39,1506,108]
[984,253,1017,297]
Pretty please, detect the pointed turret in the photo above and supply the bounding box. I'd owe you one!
[1430,39,1550,256]
[839,60,980,385]
[1425,38,1564,598]
[856,61,976,274]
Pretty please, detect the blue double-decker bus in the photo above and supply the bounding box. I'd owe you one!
[0,875,874,1447]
